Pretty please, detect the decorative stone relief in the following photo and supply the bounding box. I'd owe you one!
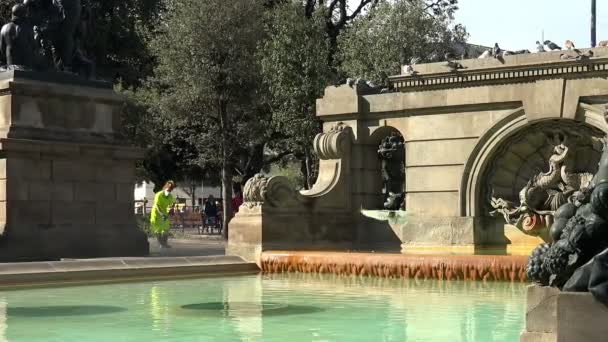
[527,131,608,305]
[242,174,270,206]
[242,174,304,209]
[486,121,603,236]
[313,122,350,160]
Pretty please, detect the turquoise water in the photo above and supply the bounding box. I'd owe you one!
[0,273,526,341]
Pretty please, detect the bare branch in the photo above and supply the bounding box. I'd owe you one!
[346,0,378,21]
[328,0,340,15]
[305,0,317,18]
[422,0,443,10]
[264,150,294,165]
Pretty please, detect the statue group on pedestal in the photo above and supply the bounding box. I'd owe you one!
[0,0,94,78]
[527,107,608,306]
[490,132,595,236]
[378,133,405,210]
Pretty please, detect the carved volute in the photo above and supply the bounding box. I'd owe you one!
[313,122,351,160]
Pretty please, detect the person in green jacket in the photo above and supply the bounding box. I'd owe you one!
[150,180,176,248]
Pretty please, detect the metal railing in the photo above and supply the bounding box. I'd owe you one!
[134,204,223,235]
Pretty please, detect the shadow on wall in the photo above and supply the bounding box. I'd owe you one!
[356,210,405,252]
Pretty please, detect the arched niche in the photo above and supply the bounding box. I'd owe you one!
[462,111,605,218]
[365,126,406,210]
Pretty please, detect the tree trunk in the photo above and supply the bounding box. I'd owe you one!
[300,157,309,190]
[219,99,233,240]
[190,184,196,207]
[221,161,233,240]
[305,149,314,189]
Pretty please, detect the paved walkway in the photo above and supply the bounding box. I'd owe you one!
[148,237,226,257]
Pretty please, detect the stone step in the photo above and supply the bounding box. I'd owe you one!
[0,255,259,288]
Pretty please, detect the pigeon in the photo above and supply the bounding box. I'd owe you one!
[403,57,420,75]
[575,50,594,61]
[544,40,562,51]
[478,49,492,59]
[576,54,591,62]
[536,41,546,53]
[492,43,502,58]
[444,52,456,61]
[513,49,531,55]
[560,53,575,60]
[565,40,575,50]
[599,40,608,47]
[445,60,466,72]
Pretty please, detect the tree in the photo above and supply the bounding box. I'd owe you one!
[259,1,333,189]
[337,0,467,85]
[141,0,266,239]
[83,0,164,86]
[264,1,458,66]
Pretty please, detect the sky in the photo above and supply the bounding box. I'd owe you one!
[455,0,608,51]
[347,0,608,51]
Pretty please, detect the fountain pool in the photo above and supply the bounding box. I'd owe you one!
[0,273,525,341]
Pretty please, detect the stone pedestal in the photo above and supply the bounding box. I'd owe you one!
[0,71,148,261]
[521,285,608,342]
[227,205,355,263]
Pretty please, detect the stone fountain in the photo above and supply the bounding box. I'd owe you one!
[229,47,608,263]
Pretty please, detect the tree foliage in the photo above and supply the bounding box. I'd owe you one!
[337,0,467,84]
[136,0,267,237]
[258,1,333,188]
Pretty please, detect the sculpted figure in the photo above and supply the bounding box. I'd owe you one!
[71,4,93,78]
[26,0,82,72]
[490,133,593,235]
[378,133,405,210]
[15,0,92,76]
[0,4,37,70]
[526,107,608,305]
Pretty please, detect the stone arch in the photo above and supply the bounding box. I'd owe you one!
[368,126,404,145]
[461,110,606,217]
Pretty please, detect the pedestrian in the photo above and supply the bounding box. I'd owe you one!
[150,180,176,248]
[204,194,218,229]
[232,191,243,213]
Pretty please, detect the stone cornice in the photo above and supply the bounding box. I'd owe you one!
[390,57,608,93]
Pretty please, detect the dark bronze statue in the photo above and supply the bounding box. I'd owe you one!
[378,133,405,210]
[26,0,82,71]
[0,0,94,78]
[527,106,608,306]
[0,4,37,70]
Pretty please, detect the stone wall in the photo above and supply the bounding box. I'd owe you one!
[228,54,608,262]
[315,56,608,251]
[0,71,147,261]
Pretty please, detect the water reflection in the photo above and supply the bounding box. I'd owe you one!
[7,305,126,317]
[180,302,324,318]
[149,285,171,334]
[0,299,7,342]
[260,272,525,342]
